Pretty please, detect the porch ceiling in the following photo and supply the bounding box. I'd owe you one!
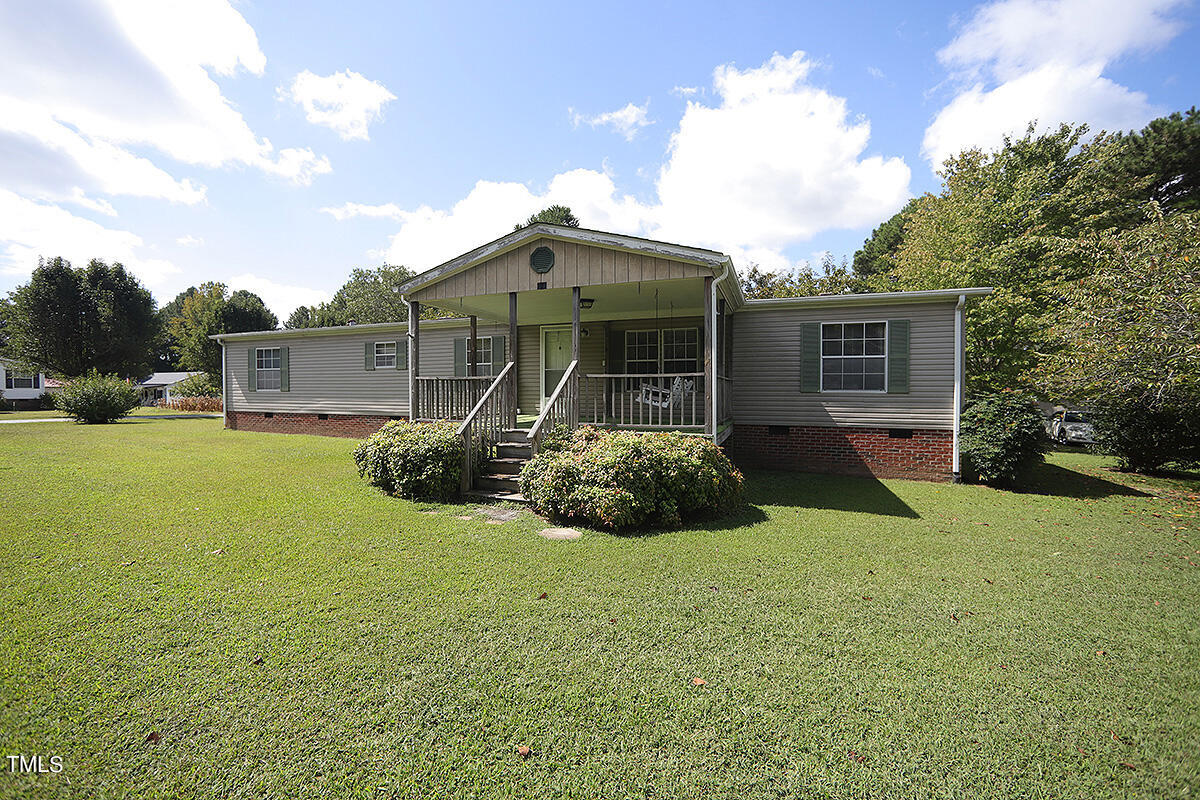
[422,277,708,325]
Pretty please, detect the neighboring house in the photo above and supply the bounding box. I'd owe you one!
[213,224,990,489]
[1,360,51,410]
[136,372,203,406]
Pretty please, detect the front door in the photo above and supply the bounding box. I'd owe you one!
[540,325,572,407]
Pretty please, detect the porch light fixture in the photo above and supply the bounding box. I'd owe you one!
[579,297,595,309]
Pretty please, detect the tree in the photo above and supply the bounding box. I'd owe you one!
[155,287,198,369]
[5,257,158,377]
[223,289,278,333]
[169,283,227,379]
[285,305,314,329]
[883,124,1137,392]
[851,198,918,279]
[1040,205,1200,470]
[515,204,580,231]
[287,264,415,328]
[741,254,863,299]
[1108,107,1200,216]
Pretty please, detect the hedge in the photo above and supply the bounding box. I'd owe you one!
[353,420,464,501]
[959,392,1047,487]
[53,371,140,424]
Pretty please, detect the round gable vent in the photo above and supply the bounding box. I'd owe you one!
[530,246,555,274]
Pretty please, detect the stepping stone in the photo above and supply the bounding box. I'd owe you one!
[480,506,523,523]
[539,527,581,540]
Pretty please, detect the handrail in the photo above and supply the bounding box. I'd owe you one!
[527,359,578,452]
[457,361,516,493]
[456,361,515,437]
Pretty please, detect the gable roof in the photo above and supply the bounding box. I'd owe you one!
[395,223,739,298]
[138,371,202,387]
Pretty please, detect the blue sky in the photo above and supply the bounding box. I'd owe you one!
[1,0,1196,317]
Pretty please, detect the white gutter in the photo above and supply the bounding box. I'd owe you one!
[952,293,966,478]
[221,341,227,429]
[710,259,732,442]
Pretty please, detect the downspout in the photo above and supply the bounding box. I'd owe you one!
[710,259,732,442]
[952,293,966,480]
[221,340,227,429]
[400,293,411,420]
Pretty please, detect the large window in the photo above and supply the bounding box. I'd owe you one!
[256,347,281,390]
[375,341,397,369]
[624,327,700,375]
[821,322,886,391]
[662,328,699,373]
[471,336,494,376]
[4,372,37,389]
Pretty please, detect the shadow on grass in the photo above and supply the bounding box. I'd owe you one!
[1013,461,1147,499]
[740,469,920,519]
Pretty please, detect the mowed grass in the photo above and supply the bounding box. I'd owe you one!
[0,419,1197,799]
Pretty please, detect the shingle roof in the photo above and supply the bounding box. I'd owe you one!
[138,371,202,387]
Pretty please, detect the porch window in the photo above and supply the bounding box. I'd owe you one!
[256,347,282,390]
[821,322,886,391]
[625,330,659,375]
[374,341,397,369]
[662,328,699,373]
[4,372,37,389]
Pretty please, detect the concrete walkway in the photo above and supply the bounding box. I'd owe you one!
[0,414,220,424]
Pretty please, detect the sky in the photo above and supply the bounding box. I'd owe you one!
[0,0,1196,319]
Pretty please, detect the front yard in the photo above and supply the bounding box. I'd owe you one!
[1,418,1197,799]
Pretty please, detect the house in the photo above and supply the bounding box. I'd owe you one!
[212,224,990,495]
[1,360,53,410]
[136,372,203,406]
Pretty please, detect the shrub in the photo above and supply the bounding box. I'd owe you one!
[353,420,465,501]
[162,396,223,413]
[172,373,220,397]
[520,427,744,531]
[959,392,1047,486]
[1091,389,1200,473]
[53,371,139,423]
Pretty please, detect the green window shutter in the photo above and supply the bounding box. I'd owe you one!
[453,337,467,377]
[247,348,256,392]
[280,346,290,392]
[364,342,375,371]
[397,341,408,371]
[491,335,506,370]
[887,319,910,394]
[799,322,820,393]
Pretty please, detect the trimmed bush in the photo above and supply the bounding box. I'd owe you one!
[53,371,139,423]
[162,396,223,413]
[353,420,464,501]
[1091,389,1200,473]
[959,392,1047,486]
[520,427,744,531]
[172,373,221,397]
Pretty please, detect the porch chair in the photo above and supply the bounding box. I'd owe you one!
[636,376,695,410]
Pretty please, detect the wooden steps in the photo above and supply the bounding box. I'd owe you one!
[469,428,532,503]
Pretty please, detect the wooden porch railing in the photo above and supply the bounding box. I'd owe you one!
[414,375,493,421]
[580,372,705,430]
[456,362,517,493]
[527,360,578,454]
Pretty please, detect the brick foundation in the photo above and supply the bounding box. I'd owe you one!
[724,424,954,481]
[227,410,403,438]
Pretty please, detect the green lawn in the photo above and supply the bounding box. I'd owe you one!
[0,407,217,420]
[1,419,1197,799]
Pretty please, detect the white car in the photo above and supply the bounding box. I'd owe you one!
[1050,410,1096,445]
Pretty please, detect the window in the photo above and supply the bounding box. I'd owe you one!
[471,336,493,376]
[821,322,887,391]
[625,330,659,376]
[256,347,281,390]
[375,341,397,369]
[662,328,699,373]
[5,372,36,389]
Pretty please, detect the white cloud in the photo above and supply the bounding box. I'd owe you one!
[227,272,331,319]
[671,86,700,97]
[280,70,397,141]
[176,235,204,247]
[329,52,910,273]
[570,101,654,141]
[924,0,1185,169]
[867,66,886,80]
[0,190,179,288]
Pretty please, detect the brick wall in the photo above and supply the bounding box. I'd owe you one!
[724,424,953,481]
[227,410,401,438]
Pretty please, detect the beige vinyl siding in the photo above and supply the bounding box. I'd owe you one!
[412,238,713,302]
[731,302,957,429]
[224,323,506,416]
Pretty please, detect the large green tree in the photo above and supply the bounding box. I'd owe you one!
[287,264,415,328]
[741,255,863,299]
[515,205,580,230]
[1107,106,1200,217]
[851,198,919,280]
[5,257,158,377]
[165,283,277,378]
